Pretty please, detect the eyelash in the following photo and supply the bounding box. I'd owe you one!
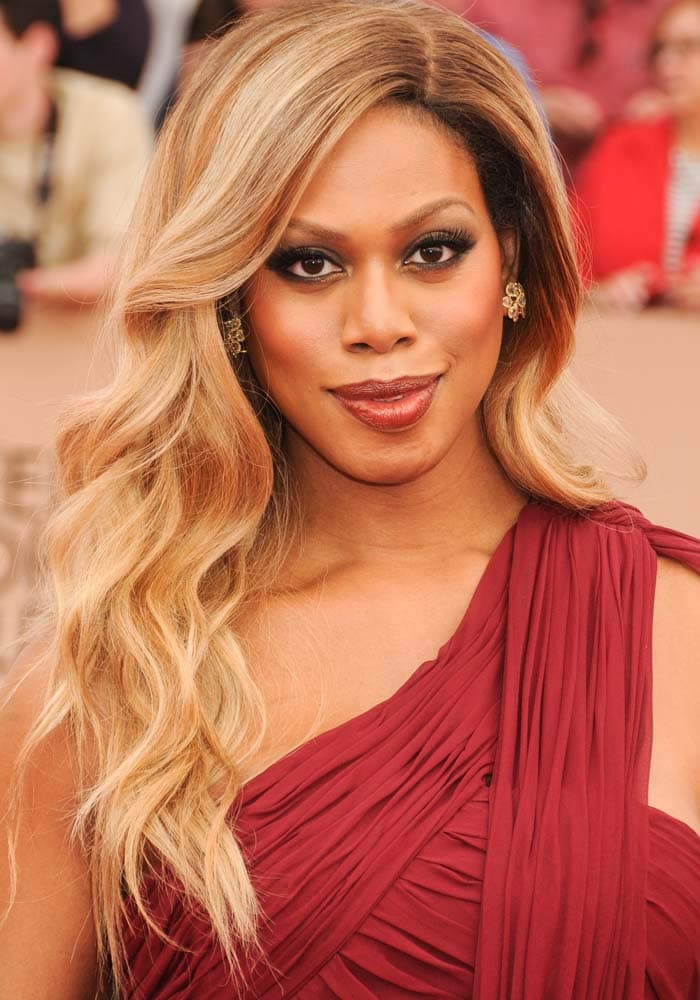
[265,227,476,283]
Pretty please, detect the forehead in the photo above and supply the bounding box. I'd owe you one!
[655,1,700,36]
[287,104,488,234]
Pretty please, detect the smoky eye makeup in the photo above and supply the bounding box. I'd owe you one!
[264,225,477,282]
[404,227,476,267]
[265,244,340,279]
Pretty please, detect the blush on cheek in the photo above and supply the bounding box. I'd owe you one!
[246,319,329,421]
[435,285,503,359]
[244,275,331,393]
[243,307,298,395]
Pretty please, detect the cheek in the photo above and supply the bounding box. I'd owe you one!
[244,275,329,398]
[430,256,505,361]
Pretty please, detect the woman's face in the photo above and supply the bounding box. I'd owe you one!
[243,104,515,487]
[650,2,700,116]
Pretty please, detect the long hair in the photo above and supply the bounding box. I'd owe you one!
[8,0,642,992]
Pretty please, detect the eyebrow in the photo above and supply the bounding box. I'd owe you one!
[284,197,477,243]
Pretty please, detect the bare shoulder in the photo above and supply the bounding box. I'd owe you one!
[1,639,61,796]
[653,555,700,680]
[0,639,71,792]
[0,641,99,1000]
[649,556,700,834]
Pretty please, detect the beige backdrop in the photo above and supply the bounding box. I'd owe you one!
[0,303,109,672]
[573,308,699,536]
[1,303,698,672]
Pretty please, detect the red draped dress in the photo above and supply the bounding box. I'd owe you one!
[123,500,700,999]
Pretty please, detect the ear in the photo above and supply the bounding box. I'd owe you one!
[498,228,520,283]
[22,22,59,71]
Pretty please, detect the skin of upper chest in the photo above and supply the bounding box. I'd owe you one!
[239,553,495,774]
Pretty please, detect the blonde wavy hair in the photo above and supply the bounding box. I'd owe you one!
[8,0,641,993]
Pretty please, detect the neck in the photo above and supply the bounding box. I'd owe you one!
[676,109,700,153]
[0,81,51,141]
[284,421,527,580]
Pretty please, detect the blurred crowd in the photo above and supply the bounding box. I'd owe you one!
[1,0,699,322]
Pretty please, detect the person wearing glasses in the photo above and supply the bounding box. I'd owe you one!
[575,0,700,310]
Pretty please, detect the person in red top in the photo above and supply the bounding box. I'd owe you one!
[457,0,672,168]
[575,0,700,310]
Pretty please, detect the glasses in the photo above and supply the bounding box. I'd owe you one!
[649,37,700,63]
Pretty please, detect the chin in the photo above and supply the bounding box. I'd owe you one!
[332,448,443,488]
[286,418,469,488]
[349,468,434,488]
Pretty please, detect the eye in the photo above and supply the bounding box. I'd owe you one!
[406,243,458,265]
[403,228,475,270]
[287,252,343,279]
[266,246,344,281]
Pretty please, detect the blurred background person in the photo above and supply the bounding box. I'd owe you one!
[138,0,198,127]
[452,0,673,171]
[0,0,151,317]
[57,0,151,89]
[575,0,700,311]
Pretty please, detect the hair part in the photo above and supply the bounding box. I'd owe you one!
[8,0,644,994]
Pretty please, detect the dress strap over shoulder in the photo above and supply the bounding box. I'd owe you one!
[474,500,700,1000]
[595,500,700,573]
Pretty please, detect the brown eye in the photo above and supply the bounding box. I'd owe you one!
[286,253,343,278]
[418,246,448,263]
[300,254,325,275]
[406,243,459,266]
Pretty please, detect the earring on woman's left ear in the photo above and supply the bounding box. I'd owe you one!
[217,298,247,357]
[502,281,527,322]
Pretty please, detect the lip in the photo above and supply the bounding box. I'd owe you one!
[331,373,441,400]
[329,373,442,431]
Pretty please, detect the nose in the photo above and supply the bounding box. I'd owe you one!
[341,264,417,354]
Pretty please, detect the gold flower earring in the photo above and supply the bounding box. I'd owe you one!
[222,312,246,357]
[218,298,247,358]
[502,281,527,322]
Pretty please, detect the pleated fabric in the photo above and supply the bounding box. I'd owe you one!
[122,500,700,999]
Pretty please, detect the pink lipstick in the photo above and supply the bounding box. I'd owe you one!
[329,374,441,431]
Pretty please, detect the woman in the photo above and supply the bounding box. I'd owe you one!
[575,0,700,310]
[1,1,698,998]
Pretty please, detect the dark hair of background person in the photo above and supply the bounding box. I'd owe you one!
[58,0,151,89]
[0,0,62,36]
[188,0,244,44]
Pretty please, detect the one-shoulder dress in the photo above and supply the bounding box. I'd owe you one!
[123,500,700,999]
